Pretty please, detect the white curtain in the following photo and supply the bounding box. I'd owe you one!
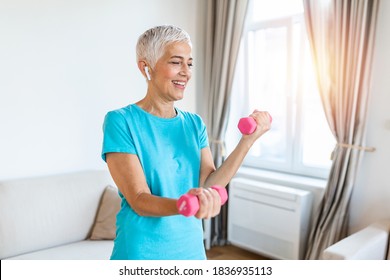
[202,0,249,247]
[303,0,380,259]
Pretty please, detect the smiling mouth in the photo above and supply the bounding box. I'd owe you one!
[172,80,186,87]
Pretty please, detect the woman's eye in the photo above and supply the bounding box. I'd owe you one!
[169,61,193,68]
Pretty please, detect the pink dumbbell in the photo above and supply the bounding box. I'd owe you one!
[177,185,228,217]
[238,114,272,135]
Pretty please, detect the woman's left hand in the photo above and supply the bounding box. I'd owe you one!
[187,187,222,219]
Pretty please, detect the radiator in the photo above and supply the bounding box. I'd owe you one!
[227,177,313,260]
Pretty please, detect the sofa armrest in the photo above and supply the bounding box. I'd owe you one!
[322,220,390,260]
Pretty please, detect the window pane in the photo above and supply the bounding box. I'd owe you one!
[247,27,288,163]
[301,93,334,168]
[226,0,335,178]
[300,39,334,168]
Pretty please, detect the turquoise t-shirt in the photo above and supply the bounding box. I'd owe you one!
[101,104,209,260]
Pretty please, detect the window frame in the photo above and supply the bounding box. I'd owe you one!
[234,8,333,179]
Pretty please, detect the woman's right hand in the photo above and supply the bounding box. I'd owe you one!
[244,110,272,141]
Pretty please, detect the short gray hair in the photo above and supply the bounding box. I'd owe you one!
[136,25,192,68]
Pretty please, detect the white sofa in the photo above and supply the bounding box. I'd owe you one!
[322,219,390,260]
[0,170,120,260]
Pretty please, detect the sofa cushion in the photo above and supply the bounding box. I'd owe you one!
[5,240,114,260]
[90,185,121,240]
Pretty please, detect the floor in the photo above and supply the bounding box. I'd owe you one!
[206,245,271,260]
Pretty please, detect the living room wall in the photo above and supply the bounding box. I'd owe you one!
[349,0,390,233]
[0,0,204,180]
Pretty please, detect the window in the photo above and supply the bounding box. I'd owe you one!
[226,0,335,179]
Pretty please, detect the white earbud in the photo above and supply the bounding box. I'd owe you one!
[144,66,151,81]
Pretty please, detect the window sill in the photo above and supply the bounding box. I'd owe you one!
[235,166,327,191]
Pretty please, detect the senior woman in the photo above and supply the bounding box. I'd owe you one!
[102,25,271,260]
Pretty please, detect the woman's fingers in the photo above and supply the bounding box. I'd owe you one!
[194,187,221,219]
[248,110,271,137]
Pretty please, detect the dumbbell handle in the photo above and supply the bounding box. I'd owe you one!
[238,114,272,135]
[177,185,228,217]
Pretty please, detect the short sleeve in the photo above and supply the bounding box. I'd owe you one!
[198,116,209,149]
[101,110,136,162]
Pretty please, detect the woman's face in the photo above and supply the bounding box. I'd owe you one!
[149,41,193,102]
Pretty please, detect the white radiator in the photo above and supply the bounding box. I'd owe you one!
[228,177,313,259]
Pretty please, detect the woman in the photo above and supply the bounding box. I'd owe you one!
[102,25,271,260]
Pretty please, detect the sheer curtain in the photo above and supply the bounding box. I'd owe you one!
[202,0,249,248]
[303,0,380,259]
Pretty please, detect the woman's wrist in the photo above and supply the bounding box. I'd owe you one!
[239,135,256,150]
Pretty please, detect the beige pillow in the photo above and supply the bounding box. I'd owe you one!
[90,185,121,240]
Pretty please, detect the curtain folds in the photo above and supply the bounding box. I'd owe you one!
[202,0,249,247]
[303,0,380,259]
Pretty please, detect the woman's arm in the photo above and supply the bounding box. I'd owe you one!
[106,152,178,217]
[200,110,271,188]
[106,152,221,219]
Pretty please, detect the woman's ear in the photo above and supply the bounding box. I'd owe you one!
[138,61,151,81]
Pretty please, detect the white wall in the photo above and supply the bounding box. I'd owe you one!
[349,0,390,233]
[0,0,201,180]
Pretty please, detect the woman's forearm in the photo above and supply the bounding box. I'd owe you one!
[202,111,271,188]
[132,193,179,217]
[203,137,254,188]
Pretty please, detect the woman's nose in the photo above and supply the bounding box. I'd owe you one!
[179,64,192,77]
